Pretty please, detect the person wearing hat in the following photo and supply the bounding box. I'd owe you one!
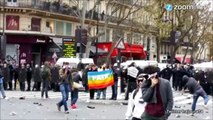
[125,74,147,120]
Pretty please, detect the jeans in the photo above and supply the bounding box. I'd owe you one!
[0,83,6,98]
[71,89,78,105]
[192,88,209,111]
[57,83,69,111]
[96,88,106,99]
[41,80,49,98]
[111,80,118,99]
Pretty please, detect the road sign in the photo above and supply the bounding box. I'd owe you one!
[116,38,125,49]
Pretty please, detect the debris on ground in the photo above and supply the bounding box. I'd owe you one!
[33,102,42,106]
[9,112,17,116]
[175,115,180,118]
[19,96,25,100]
[87,106,95,109]
[122,102,128,105]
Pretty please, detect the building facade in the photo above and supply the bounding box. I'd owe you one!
[0,0,159,65]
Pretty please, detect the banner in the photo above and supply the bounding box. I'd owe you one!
[6,15,19,30]
[88,70,114,89]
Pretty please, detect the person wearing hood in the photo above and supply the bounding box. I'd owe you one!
[182,75,209,116]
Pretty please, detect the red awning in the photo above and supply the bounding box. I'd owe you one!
[97,42,146,59]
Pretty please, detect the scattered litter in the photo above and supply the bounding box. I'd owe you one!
[33,102,42,106]
[122,102,128,105]
[38,103,43,106]
[19,96,25,100]
[176,115,180,118]
[87,106,95,109]
[187,97,191,99]
[187,103,191,105]
[9,112,17,116]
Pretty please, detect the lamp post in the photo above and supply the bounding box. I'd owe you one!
[1,0,6,59]
[95,4,99,64]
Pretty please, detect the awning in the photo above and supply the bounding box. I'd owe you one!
[97,42,146,59]
[50,37,63,49]
[90,46,107,54]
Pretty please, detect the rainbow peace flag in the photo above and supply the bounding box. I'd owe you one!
[88,70,114,89]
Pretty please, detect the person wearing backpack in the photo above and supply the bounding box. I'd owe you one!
[41,62,51,99]
[125,74,147,120]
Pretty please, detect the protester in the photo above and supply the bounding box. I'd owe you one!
[41,62,51,99]
[2,62,10,90]
[0,64,7,99]
[125,74,147,120]
[70,68,82,109]
[32,64,42,91]
[51,64,60,92]
[125,62,140,100]
[13,64,19,90]
[182,75,209,116]
[141,65,173,120]
[96,63,108,100]
[26,64,32,91]
[19,64,27,91]
[88,63,97,100]
[57,65,70,114]
[110,65,118,100]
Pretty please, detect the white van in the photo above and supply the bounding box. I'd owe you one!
[56,58,94,68]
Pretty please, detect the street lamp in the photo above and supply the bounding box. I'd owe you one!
[1,0,6,59]
[95,4,100,64]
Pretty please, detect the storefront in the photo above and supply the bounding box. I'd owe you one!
[6,34,52,66]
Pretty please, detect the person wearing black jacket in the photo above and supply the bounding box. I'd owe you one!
[159,65,172,81]
[172,64,189,91]
[182,75,209,116]
[125,62,140,100]
[26,64,32,91]
[13,64,19,90]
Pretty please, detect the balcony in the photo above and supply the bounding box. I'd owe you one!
[0,0,79,16]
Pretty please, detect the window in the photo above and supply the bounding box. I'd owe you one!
[65,23,72,36]
[98,28,110,42]
[55,21,64,35]
[46,22,50,27]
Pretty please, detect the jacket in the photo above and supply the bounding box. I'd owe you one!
[126,88,145,119]
[182,75,202,94]
[142,78,173,117]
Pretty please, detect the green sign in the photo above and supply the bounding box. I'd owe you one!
[62,38,76,58]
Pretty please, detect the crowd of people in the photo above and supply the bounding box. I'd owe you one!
[0,59,213,118]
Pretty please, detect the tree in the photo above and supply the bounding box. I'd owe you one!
[103,0,144,64]
[143,0,212,64]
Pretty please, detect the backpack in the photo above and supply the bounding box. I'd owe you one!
[41,68,49,80]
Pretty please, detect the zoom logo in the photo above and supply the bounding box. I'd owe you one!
[165,3,197,11]
[165,4,173,11]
